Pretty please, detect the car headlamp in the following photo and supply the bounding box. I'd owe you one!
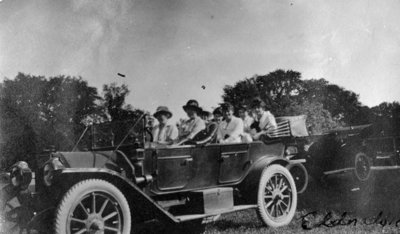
[9,161,32,190]
[43,157,65,186]
[285,146,298,156]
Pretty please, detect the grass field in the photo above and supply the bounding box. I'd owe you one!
[2,171,400,233]
[135,171,400,234]
[201,173,400,234]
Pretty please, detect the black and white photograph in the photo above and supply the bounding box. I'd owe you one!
[1,0,400,233]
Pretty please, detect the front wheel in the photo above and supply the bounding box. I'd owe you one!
[55,179,131,234]
[257,164,297,228]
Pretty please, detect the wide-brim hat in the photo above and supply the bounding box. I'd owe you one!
[153,106,172,119]
[182,99,203,113]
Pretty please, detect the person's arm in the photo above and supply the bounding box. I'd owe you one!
[252,114,277,140]
[174,120,206,145]
[165,125,179,145]
[151,126,159,143]
[223,119,243,142]
[187,119,206,140]
[264,114,277,131]
[216,123,224,142]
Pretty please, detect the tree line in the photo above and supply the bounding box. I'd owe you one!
[222,69,400,135]
[0,73,141,168]
[0,70,399,169]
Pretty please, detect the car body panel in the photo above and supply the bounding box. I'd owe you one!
[304,124,400,187]
[148,141,286,195]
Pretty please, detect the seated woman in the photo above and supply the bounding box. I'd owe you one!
[201,109,213,124]
[238,105,254,134]
[175,99,206,145]
[250,98,277,140]
[212,107,223,124]
[217,103,244,143]
[152,106,179,145]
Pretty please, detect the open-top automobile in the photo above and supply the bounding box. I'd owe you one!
[0,114,309,233]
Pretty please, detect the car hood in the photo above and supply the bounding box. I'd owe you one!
[54,151,118,169]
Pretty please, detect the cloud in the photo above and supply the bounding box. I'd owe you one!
[0,0,133,80]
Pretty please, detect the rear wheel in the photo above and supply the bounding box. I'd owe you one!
[286,163,308,194]
[257,164,297,228]
[354,152,371,182]
[55,179,131,234]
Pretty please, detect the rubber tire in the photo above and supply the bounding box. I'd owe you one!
[353,152,371,182]
[257,164,297,228]
[54,179,131,234]
[286,163,309,194]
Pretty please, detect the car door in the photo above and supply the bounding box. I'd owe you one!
[218,143,249,183]
[155,146,194,191]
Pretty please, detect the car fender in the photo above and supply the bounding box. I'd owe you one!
[237,156,292,203]
[51,168,179,224]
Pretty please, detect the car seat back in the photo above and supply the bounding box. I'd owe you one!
[191,122,219,145]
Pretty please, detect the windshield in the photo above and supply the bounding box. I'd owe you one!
[72,114,146,151]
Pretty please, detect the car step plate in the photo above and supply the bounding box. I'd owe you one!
[175,204,258,222]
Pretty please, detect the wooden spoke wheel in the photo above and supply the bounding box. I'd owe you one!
[257,164,297,228]
[286,163,309,194]
[354,152,371,182]
[55,179,131,234]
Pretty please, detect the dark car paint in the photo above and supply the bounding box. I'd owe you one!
[2,115,308,231]
[54,141,287,196]
[304,124,400,185]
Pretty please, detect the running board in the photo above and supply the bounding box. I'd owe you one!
[175,204,258,222]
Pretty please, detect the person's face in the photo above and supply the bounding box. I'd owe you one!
[222,109,233,121]
[146,116,155,127]
[156,114,168,124]
[238,110,247,119]
[253,106,264,117]
[214,114,223,123]
[203,114,212,122]
[186,109,196,119]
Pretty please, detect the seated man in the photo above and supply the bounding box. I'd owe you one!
[217,103,244,143]
[152,106,179,145]
[250,98,277,140]
[175,99,206,145]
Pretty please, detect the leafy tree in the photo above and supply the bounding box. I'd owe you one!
[41,75,103,149]
[222,69,304,116]
[0,73,101,168]
[369,101,400,135]
[0,73,47,167]
[302,79,369,125]
[281,100,339,134]
[222,69,374,132]
[101,83,145,145]
[102,82,143,121]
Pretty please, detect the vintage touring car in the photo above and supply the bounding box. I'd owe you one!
[304,124,400,192]
[0,114,309,233]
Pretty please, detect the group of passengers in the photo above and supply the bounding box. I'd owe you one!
[150,98,277,146]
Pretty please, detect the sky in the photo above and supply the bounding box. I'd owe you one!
[1,0,400,122]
